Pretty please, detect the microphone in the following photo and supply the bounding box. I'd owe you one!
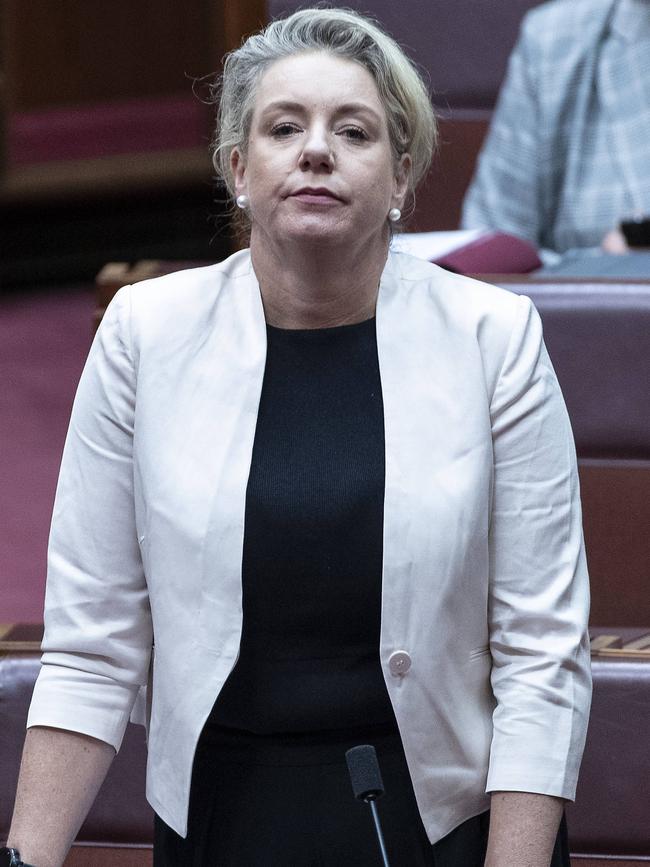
[345,744,392,867]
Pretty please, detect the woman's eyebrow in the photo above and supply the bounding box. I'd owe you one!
[260,100,382,123]
[260,100,306,117]
[334,102,382,123]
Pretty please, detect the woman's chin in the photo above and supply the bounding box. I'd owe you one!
[271,215,385,249]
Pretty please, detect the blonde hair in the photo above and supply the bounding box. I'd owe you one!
[212,7,437,217]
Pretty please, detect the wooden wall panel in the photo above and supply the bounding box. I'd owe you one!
[218,0,268,53]
[3,0,222,111]
[0,2,6,180]
[3,0,269,114]
[410,111,489,231]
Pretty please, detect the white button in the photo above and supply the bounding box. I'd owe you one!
[388,650,411,677]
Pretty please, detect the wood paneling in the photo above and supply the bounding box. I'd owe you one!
[218,0,268,53]
[3,0,269,113]
[3,0,217,111]
[579,462,650,627]
[0,1,270,284]
[0,3,6,181]
[1,147,212,204]
[410,111,490,232]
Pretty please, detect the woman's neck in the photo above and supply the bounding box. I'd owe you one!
[250,230,389,329]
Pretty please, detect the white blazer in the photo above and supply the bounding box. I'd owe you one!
[28,249,591,842]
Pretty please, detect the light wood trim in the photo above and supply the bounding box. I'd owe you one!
[0,147,212,204]
[590,632,650,659]
[0,640,42,653]
[589,635,621,651]
[622,634,650,651]
[592,648,650,660]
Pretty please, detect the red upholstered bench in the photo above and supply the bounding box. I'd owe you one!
[568,628,650,864]
[2,624,649,864]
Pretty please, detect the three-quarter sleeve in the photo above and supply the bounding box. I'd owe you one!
[485,294,591,800]
[27,285,152,752]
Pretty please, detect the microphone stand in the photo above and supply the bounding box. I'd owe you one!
[345,744,392,867]
[367,796,390,867]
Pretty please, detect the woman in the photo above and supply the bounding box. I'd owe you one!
[5,8,591,867]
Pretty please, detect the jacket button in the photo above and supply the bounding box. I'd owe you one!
[388,650,411,677]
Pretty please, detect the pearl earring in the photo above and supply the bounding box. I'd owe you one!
[236,195,249,210]
[388,207,401,222]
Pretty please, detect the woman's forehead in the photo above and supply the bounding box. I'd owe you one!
[253,52,384,116]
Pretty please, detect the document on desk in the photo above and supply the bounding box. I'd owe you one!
[390,230,483,260]
[536,250,650,278]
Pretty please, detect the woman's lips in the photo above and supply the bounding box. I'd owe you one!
[290,189,342,205]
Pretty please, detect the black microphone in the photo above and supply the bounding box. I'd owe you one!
[345,744,391,867]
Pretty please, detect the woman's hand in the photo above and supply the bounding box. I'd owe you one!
[485,791,565,867]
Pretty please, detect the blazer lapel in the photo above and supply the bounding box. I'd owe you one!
[376,253,489,654]
[197,254,267,656]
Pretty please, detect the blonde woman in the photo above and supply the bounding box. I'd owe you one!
[6,9,590,866]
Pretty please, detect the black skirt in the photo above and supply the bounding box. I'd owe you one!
[154,723,571,866]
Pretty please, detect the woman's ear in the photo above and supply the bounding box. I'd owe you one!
[393,153,412,209]
[230,147,247,197]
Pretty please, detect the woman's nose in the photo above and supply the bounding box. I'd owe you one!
[299,127,334,172]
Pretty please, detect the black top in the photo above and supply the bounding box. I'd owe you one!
[207,316,396,734]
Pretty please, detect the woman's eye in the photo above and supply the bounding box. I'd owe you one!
[271,123,300,137]
[340,126,368,141]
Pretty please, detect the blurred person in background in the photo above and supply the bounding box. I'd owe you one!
[462,0,650,255]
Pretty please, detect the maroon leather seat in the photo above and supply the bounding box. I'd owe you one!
[568,629,650,863]
[522,284,650,460]
[0,627,153,863]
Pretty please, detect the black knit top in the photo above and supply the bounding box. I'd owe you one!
[207,316,396,734]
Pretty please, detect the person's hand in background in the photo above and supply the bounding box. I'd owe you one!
[601,228,629,254]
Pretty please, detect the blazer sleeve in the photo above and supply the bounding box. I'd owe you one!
[27,285,152,752]
[485,294,592,800]
[461,15,544,247]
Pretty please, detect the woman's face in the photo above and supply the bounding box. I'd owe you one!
[231,51,410,250]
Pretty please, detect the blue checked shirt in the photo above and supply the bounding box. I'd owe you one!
[462,0,650,252]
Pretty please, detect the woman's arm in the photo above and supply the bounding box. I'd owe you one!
[13,285,151,865]
[7,727,115,867]
[480,293,591,866]
[485,792,564,867]
[486,295,591,801]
